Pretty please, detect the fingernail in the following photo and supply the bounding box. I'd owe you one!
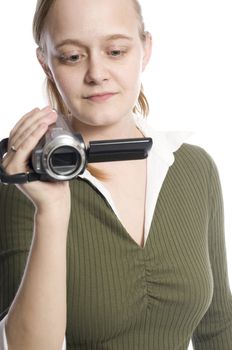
[42,106,52,112]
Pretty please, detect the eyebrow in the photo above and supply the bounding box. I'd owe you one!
[55,34,133,50]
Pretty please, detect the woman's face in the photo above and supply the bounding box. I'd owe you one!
[40,0,151,127]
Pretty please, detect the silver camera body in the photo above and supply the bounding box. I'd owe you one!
[31,112,87,181]
[0,113,153,184]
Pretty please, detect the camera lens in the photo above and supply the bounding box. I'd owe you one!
[49,146,81,175]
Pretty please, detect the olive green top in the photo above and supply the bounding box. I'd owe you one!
[0,143,232,349]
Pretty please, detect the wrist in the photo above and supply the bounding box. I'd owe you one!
[34,206,70,236]
[35,201,70,216]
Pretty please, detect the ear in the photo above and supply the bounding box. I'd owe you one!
[142,32,152,72]
[36,47,54,81]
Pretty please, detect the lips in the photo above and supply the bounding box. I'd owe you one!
[84,92,118,102]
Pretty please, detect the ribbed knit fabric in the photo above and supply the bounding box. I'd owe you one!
[0,143,232,349]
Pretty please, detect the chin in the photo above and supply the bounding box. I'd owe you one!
[84,114,121,127]
[73,108,129,128]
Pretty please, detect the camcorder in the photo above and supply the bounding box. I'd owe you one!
[0,112,153,184]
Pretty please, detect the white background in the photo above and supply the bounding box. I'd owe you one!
[0,2,231,349]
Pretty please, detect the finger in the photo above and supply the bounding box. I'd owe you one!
[10,107,41,137]
[3,109,57,172]
[10,110,57,152]
[9,106,52,140]
[3,122,50,174]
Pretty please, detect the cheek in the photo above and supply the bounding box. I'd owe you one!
[122,59,142,94]
[47,55,82,94]
[51,67,82,98]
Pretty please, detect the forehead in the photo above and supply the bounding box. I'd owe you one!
[45,0,139,43]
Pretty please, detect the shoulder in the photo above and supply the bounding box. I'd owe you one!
[174,142,218,173]
[175,142,214,165]
[173,142,221,191]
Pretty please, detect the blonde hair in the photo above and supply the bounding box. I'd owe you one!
[32,0,149,180]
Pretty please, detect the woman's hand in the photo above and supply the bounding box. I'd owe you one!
[1,106,71,214]
[3,106,69,349]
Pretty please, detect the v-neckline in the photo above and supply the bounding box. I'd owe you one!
[77,150,174,251]
[78,176,148,250]
[78,167,169,252]
[108,164,171,251]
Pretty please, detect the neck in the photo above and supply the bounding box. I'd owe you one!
[70,114,143,144]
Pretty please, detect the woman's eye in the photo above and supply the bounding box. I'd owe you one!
[60,53,81,63]
[69,54,80,61]
[109,50,126,57]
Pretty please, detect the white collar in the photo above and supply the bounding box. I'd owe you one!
[133,113,194,166]
[79,113,194,180]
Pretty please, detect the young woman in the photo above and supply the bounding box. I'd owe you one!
[0,0,231,349]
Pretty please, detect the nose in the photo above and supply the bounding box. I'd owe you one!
[84,52,110,85]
